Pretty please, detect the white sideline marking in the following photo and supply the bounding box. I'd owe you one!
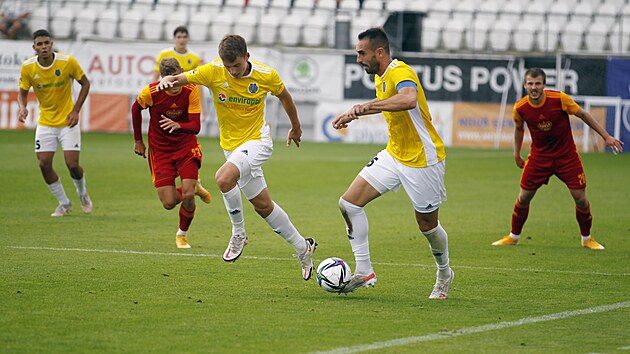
[310,302,630,354]
[3,246,629,277]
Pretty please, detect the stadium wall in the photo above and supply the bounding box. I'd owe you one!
[0,39,628,152]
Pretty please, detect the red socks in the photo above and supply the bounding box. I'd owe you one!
[576,204,592,237]
[511,200,530,235]
[179,204,196,232]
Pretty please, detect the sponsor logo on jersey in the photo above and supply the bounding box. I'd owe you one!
[218,93,227,102]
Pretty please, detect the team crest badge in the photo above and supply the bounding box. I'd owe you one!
[248,83,258,94]
[55,69,61,76]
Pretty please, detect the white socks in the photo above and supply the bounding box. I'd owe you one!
[509,232,520,240]
[177,229,187,236]
[264,202,307,254]
[48,178,71,205]
[222,186,245,236]
[72,175,87,197]
[339,198,372,275]
[422,222,451,279]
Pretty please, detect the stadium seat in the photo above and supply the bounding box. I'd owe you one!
[155,0,178,14]
[571,2,594,24]
[466,19,489,51]
[609,23,630,53]
[189,12,211,41]
[498,0,523,24]
[278,14,302,46]
[257,12,280,45]
[512,21,537,52]
[451,0,475,25]
[385,0,407,12]
[209,12,234,41]
[560,20,585,52]
[233,10,257,43]
[109,0,131,11]
[96,9,119,39]
[537,21,560,52]
[362,0,383,11]
[119,9,143,39]
[442,18,466,50]
[421,17,443,50]
[303,12,329,46]
[488,19,513,51]
[428,0,452,23]
[63,0,87,13]
[85,0,109,12]
[350,14,374,46]
[130,0,154,13]
[165,11,189,33]
[548,2,570,27]
[593,3,618,29]
[142,10,165,41]
[584,21,610,52]
[268,0,292,16]
[316,0,338,11]
[51,7,75,39]
[28,7,51,34]
[339,0,360,12]
[477,0,500,23]
[74,8,98,37]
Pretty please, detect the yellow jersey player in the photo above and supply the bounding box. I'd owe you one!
[18,29,93,217]
[157,34,317,281]
[332,28,453,298]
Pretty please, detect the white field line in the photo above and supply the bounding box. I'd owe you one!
[309,301,630,354]
[3,245,630,277]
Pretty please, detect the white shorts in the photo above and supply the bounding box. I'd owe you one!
[224,138,273,200]
[359,149,447,213]
[34,125,81,152]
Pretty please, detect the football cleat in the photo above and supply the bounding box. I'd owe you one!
[223,233,247,262]
[429,268,454,299]
[51,203,72,217]
[297,238,318,281]
[195,179,212,204]
[176,235,191,249]
[581,237,605,250]
[492,235,519,246]
[80,194,93,214]
[340,272,377,293]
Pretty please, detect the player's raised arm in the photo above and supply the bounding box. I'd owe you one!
[156,73,189,91]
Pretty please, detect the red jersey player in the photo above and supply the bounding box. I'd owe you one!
[493,67,623,250]
[132,58,212,249]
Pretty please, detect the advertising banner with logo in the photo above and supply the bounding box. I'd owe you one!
[277,53,344,103]
[606,58,630,152]
[344,55,609,103]
[451,102,606,151]
[313,101,453,146]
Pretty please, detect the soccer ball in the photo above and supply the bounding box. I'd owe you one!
[316,257,352,293]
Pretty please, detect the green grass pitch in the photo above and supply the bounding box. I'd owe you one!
[1,129,629,353]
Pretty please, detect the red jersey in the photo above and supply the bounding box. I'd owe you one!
[513,90,581,158]
[132,82,201,151]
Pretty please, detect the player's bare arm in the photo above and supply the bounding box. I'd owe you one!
[332,99,379,129]
[67,75,90,128]
[156,73,189,91]
[574,108,624,154]
[367,86,417,112]
[17,88,29,123]
[134,140,146,158]
[513,125,525,168]
[276,88,302,147]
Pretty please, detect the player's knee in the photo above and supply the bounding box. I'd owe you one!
[215,171,236,192]
[181,188,195,202]
[161,199,177,210]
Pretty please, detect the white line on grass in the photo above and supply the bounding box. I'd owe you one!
[309,301,630,354]
[3,246,629,277]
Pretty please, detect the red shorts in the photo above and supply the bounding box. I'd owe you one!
[148,144,203,188]
[520,151,586,190]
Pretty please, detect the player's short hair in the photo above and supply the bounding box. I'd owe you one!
[525,67,546,84]
[219,34,247,62]
[159,57,182,77]
[358,27,390,54]
[173,26,188,37]
[32,29,51,40]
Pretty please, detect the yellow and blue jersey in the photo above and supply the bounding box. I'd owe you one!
[19,53,85,128]
[155,48,201,73]
[375,59,446,167]
[184,58,284,151]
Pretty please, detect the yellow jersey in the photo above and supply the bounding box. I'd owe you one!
[155,48,201,73]
[184,59,285,151]
[19,53,86,128]
[375,59,446,167]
